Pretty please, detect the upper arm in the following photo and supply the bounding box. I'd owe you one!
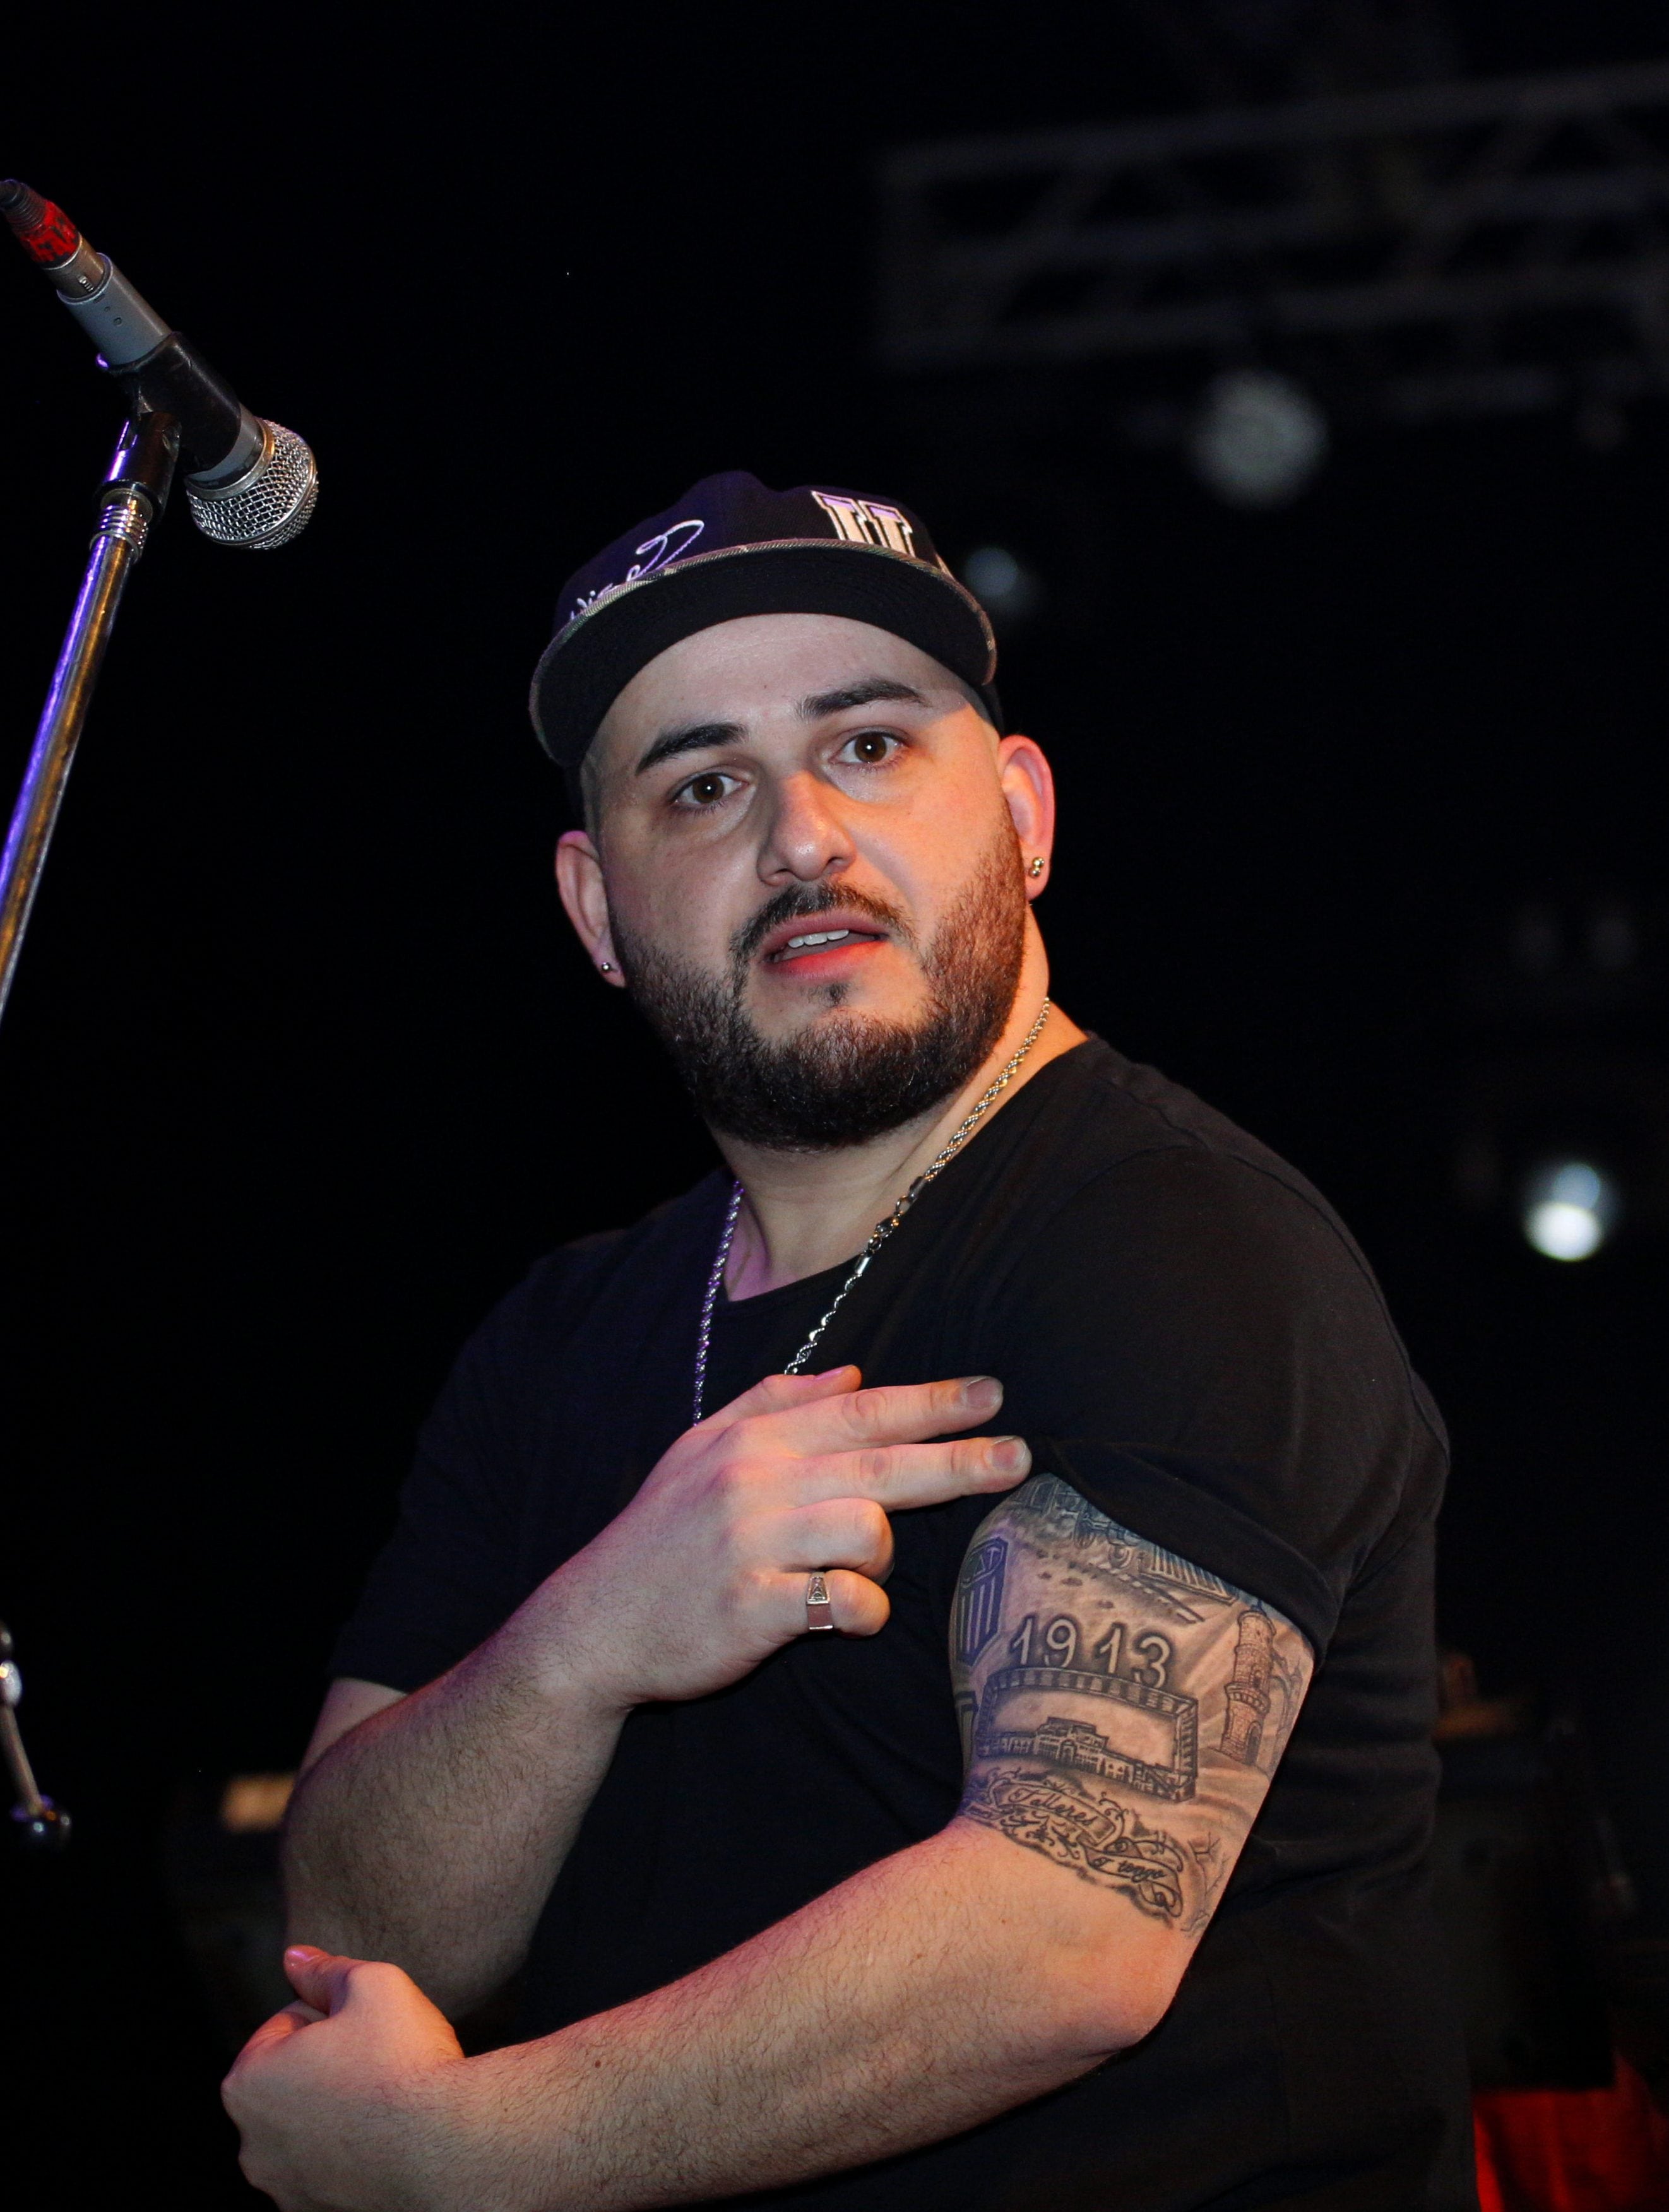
[995,1148,1415,1576]
[299,1676,407,1775]
[951,1476,1312,1963]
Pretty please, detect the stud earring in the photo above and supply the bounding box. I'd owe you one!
[1028,855,1045,879]
[600,961,614,973]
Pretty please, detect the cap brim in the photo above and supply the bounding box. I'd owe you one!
[530,540,997,766]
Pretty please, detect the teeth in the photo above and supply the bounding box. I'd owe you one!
[785,929,853,950]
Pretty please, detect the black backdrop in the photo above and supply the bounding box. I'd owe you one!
[4,8,1666,2199]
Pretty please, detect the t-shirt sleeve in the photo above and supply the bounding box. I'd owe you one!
[328,1251,590,1694]
[979,1144,1441,1657]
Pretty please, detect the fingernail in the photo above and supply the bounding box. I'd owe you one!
[964,1375,1003,1409]
[992,1436,1030,1472]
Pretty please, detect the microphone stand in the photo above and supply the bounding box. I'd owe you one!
[0,406,178,1846]
[0,407,179,1025]
[1,1621,68,1848]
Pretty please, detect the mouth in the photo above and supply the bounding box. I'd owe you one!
[757,914,892,972]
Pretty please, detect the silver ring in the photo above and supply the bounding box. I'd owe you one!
[805,1570,835,1632]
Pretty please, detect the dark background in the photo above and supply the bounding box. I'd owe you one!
[4,7,1666,2197]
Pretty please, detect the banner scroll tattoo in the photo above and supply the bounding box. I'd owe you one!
[961,1769,1187,1920]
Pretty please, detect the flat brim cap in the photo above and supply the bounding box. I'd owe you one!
[529,474,997,768]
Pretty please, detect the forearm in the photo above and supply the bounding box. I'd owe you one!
[283,1580,628,2016]
[432,1820,1165,2211]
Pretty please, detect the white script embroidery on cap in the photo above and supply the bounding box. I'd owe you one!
[569,518,706,622]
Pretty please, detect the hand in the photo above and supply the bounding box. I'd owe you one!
[223,1946,466,2212]
[540,1366,1028,1708]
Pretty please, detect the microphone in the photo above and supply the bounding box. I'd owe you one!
[1,179,318,551]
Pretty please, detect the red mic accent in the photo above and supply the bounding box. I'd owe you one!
[0,180,83,268]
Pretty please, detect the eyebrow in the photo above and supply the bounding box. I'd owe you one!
[797,678,930,719]
[633,678,933,777]
[634,719,745,776]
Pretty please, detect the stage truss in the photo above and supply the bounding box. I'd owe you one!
[880,59,1669,437]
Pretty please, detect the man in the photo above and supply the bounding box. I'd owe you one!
[226,473,1475,2209]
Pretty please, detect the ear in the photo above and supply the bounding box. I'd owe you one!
[555,831,627,985]
[996,734,1056,898]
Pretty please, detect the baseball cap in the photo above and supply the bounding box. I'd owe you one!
[529,470,999,769]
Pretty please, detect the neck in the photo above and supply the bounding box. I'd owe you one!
[718,933,1086,1299]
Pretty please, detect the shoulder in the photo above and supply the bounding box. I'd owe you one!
[428,1171,731,1422]
[971,1046,1445,1590]
[480,1172,729,1344]
[999,1041,1398,1340]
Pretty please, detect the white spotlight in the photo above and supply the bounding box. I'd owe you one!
[962,545,1040,622]
[1521,1160,1618,1262]
[1189,369,1329,507]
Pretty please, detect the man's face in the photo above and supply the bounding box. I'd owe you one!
[556,613,1053,1149]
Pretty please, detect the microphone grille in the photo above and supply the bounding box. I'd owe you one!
[185,420,318,550]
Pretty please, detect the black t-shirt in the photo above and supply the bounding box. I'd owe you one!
[333,1039,1476,2211]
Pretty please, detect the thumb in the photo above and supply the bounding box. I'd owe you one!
[283,1943,362,2014]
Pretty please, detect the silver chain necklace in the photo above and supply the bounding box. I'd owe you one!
[692,999,1052,1422]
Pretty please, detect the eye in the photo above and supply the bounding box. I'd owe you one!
[671,769,739,810]
[838,729,901,768]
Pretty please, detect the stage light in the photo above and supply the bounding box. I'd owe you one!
[1521,1161,1618,1262]
[1189,370,1329,507]
[962,545,1040,622]
[220,1771,295,1833]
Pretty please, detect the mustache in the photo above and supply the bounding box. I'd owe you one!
[730,881,914,969]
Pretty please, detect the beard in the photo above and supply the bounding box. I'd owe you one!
[610,823,1030,1152]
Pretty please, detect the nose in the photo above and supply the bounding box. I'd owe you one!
[757,769,856,887]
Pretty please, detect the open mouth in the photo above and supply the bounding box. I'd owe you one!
[781,928,867,954]
[762,921,889,967]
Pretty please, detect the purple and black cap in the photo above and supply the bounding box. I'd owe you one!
[529,471,999,774]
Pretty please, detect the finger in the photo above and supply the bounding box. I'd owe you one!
[793,1433,1031,1511]
[230,2001,320,2071]
[772,1497,894,1582]
[283,1943,364,2016]
[699,1364,861,1434]
[764,1567,890,1639]
[764,1375,1006,1454]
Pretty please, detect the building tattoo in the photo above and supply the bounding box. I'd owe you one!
[975,1660,1199,1801]
[1219,1609,1274,1765]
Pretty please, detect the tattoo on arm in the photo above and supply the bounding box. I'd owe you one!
[951,1476,1313,1935]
